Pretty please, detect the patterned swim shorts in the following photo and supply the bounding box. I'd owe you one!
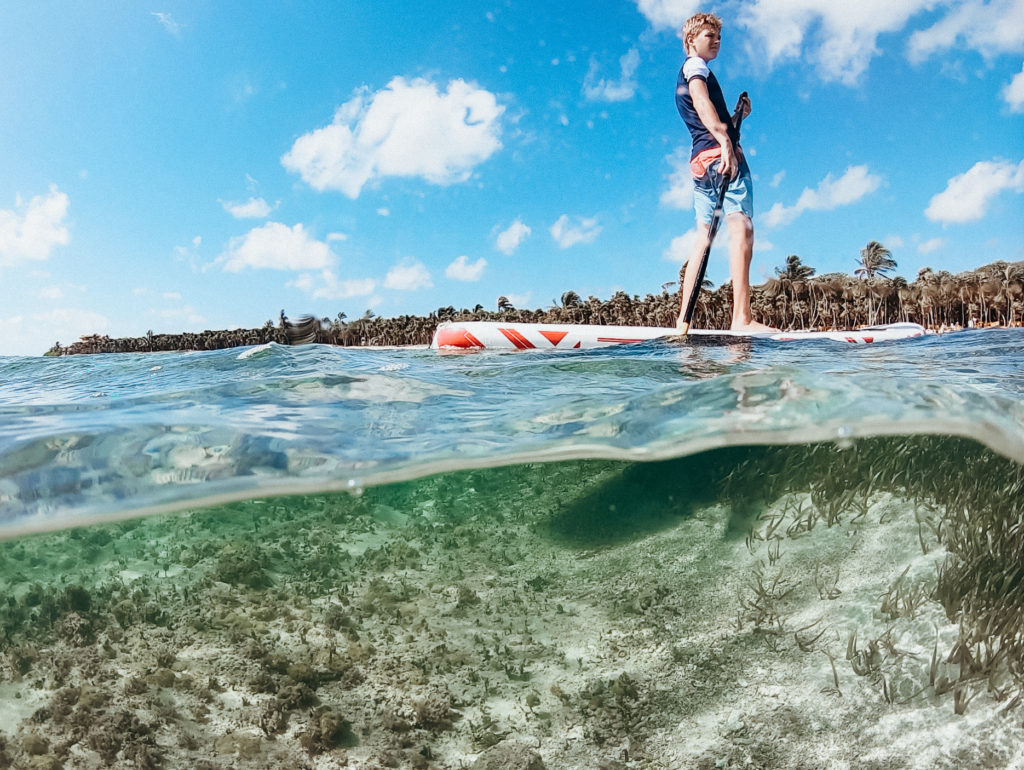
[691,149,754,225]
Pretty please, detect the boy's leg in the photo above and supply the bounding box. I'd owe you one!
[726,213,776,331]
[676,223,712,327]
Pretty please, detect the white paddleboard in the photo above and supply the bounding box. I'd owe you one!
[431,321,927,350]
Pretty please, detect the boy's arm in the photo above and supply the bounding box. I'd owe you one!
[689,78,738,179]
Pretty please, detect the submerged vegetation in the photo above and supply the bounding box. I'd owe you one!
[46,258,1023,354]
[0,435,1021,767]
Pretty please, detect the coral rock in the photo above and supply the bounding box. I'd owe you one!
[471,740,546,770]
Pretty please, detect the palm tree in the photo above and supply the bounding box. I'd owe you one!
[856,241,897,279]
[855,242,897,324]
[497,296,514,312]
[776,254,816,282]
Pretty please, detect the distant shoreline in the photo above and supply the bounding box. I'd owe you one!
[47,260,1023,355]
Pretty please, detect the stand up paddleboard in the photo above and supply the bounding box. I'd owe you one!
[431,321,927,350]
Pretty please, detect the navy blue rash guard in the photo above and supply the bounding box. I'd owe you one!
[675,56,740,159]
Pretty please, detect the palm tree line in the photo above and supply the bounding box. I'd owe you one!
[48,247,1023,355]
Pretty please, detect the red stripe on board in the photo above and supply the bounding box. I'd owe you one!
[539,330,569,347]
[498,327,535,349]
[435,327,485,348]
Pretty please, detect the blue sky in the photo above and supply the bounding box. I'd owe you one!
[1,0,1022,355]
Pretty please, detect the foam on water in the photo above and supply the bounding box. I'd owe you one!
[1,329,1022,537]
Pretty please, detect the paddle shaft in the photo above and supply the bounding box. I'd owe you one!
[679,92,750,335]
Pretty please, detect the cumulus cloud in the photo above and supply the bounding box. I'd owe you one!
[550,215,602,249]
[660,148,693,210]
[282,77,504,198]
[289,271,377,301]
[908,0,1024,62]
[583,48,641,102]
[220,222,333,272]
[1004,63,1024,112]
[662,228,728,263]
[925,159,1024,224]
[383,258,433,291]
[762,165,882,228]
[918,237,945,254]
[1,308,110,356]
[157,305,207,325]
[739,0,934,84]
[495,219,531,254]
[0,185,70,268]
[221,197,275,219]
[445,255,487,282]
[632,0,702,31]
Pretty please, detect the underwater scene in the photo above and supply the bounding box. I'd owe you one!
[1,330,1023,769]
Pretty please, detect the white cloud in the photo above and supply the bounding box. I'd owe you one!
[221,197,275,219]
[762,165,882,228]
[289,271,377,301]
[550,215,602,249]
[495,218,531,254]
[633,0,702,31]
[740,0,934,84]
[1,308,110,356]
[282,77,504,198]
[925,158,1024,224]
[1004,63,1024,112]
[664,232,694,263]
[918,237,945,254]
[504,292,532,309]
[908,0,1024,62]
[660,148,693,210]
[163,291,182,300]
[885,234,906,248]
[327,232,348,242]
[383,258,433,291]
[152,11,182,36]
[38,286,63,300]
[583,48,641,102]
[221,222,333,272]
[157,305,207,325]
[662,228,729,263]
[0,185,70,268]
[770,170,786,188]
[445,255,487,282]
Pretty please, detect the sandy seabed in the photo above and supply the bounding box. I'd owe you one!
[0,461,1020,770]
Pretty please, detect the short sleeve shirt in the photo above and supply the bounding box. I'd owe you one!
[675,56,740,159]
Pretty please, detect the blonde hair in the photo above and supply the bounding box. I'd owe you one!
[682,12,722,52]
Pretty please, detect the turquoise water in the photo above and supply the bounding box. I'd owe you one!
[3,329,1022,535]
[1,330,1023,768]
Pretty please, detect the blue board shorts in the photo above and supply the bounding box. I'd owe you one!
[692,155,754,225]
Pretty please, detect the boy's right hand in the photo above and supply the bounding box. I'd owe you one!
[718,145,739,181]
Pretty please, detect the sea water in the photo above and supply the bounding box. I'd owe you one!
[0,330,1022,769]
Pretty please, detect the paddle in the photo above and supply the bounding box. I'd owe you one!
[677,91,751,336]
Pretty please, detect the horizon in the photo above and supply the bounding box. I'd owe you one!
[2,1,1023,355]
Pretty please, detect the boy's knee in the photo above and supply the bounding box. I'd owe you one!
[728,213,753,236]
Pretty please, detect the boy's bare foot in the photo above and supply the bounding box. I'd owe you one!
[730,320,778,333]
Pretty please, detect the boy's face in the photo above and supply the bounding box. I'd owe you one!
[688,26,721,61]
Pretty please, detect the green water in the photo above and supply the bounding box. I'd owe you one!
[1,437,1022,769]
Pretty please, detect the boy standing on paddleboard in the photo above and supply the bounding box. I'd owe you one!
[675,12,775,332]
